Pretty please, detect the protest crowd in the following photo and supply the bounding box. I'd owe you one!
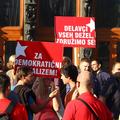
[0,53,120,120]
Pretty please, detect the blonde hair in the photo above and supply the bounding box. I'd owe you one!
[7,55,16,69]
[9,55,15,62]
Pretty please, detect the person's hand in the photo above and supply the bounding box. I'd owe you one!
[50,81,55,91]
[72,89,79,100]
[49,87,59,98]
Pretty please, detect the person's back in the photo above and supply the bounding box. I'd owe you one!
[104,75,120,120]
[102,62,120,119]
[14,83,36,120]
[63,71,112,120]
[32,77,60,120]
[63,92,112,120]
[0,73,28,120]
[0,98,28,120]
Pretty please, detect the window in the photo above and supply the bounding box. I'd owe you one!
[116,42,120,61]
[98,42,110,71]
[0,0,20,26]
[5,41,17,63]
[39,0,76,27]
[96,0,120,28]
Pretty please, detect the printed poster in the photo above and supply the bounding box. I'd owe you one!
[15,41,63,78]
[55,16,96,48]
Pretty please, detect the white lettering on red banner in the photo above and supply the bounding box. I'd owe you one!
[16,59,61,68]
[15,41,63,78]
[55,16,96,48]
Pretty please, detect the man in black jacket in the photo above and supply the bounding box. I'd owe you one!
[102,61,120,120]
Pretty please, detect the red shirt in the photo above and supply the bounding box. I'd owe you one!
[34,99,59,120]
[0,98,28,120]
[63,92,112,120]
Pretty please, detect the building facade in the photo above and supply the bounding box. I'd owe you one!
[0,0,120,71]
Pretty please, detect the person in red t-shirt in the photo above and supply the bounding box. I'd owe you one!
[63,71,113,120]
[0,73,28,120]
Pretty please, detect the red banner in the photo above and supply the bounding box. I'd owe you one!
[54,16,96,48]
[15,41,63,78]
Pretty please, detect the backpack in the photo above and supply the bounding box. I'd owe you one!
[13,85,36,112]
[0,101,15,120]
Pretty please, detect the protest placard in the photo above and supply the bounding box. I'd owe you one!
[55,16,96,48]
[15,41,63,78]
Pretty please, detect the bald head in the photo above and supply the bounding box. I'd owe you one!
[77,71,92,87]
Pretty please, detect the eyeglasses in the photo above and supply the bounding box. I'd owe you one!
[76,81,80,88]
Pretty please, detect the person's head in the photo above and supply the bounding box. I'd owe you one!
[16,66,33,85]
[91,59,102,73]
[79,58,90,72]
[61,64,78,84]
[76,71,92,92]
[32,77,54,98]
[62,56,72,67]
[0,74,10,97]
[7,55,16,69]
[112,61,120,74]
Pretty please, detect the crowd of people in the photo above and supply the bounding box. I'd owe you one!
[0,54,120,120]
